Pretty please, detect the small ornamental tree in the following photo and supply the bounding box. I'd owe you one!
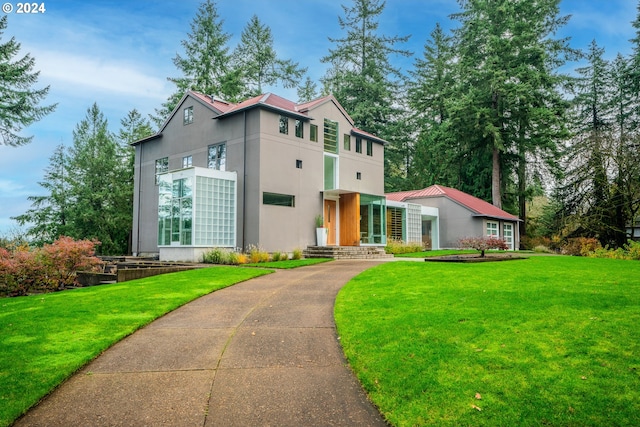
[458,236,509,257]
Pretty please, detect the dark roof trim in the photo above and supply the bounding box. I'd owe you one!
[131,132,162,146]
[351,128,388,146]
[471,213,523,222]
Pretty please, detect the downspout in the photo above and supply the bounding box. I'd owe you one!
[242,110,247,251]
[135,143,142,256]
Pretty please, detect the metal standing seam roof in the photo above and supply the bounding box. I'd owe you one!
[386,184,520,221]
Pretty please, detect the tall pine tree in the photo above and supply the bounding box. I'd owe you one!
[321,0,411,192]
[231,15,306,99]
[0,15,56,146]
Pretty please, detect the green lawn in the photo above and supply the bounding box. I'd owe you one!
[335,256,640,426]
[0,266,270,427]
[396,249,479,258]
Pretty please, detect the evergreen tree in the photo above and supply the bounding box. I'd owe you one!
[321,0,411,192]
[297,77,319,103]
[232,15,306,99]
[66,104,130,255]
[406,23,459,190]
[561,41,614,244]
[12,144,70,244]
[0,15,56,146]
[154,0,232,125]
[450,0,572,213]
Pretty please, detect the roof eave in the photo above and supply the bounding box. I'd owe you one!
[131,132,162,146]
[350,129,388,146]
[215,103,311,121]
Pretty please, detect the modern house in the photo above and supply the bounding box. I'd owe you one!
[131,91,392,261]
[386,185,521,250]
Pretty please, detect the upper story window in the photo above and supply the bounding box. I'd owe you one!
[310,124,318,142]
[295,120,304,138]
[208,143,226,171]
[155,157,168,185]
[343,134,351,151]
[355,137,362,153]
[279,115,289,135]
[183,106,193,125]
[323,119,338,154]
[366,140,373,156]
[182,155,193,168]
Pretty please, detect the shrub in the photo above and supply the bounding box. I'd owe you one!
[533,245,553,254]
[292,248,303,260]
[246,245,269,263]
[385,239,424,254]
[271,252,281,262]
[202,248,229,264]
[0,237,102,297]
[458,236,509,257]
[521,235,552,251]
[625,240,640,260]
[561,237,601,256]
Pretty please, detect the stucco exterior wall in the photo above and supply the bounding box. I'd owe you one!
[132,93,387,257]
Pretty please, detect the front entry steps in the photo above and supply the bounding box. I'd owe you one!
[303,246,393,260]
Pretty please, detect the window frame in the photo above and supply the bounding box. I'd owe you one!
[343,134,351,151]
[279,115,289,135]
[295,119,304,138]
[183,106,193,125]
[207,142,226,171]
[182,155,193,169]
[503,223,514,249]
[355,137,362,153]
[486,221,499,238]
[323,118,338,153]
[155,157,169,185]
[263,192,295,207]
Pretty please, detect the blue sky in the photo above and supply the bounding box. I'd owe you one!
[0,0,637,235]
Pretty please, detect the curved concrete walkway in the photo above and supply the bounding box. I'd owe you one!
[15,260,388,427]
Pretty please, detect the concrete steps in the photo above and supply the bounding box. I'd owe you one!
[303,246,393,260]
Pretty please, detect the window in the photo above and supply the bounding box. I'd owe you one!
[155,157,168,185]
[366,140,373,156]
[263,192,295,207]
[279,115,288,134]
[324,119,338,153]
[158,177,193,245]
[360,194,386,245]
[355,137,362,153]
[486,221,499,237]
[182,155,193,168]
[295,120,304,138]
[183,106,193,125]
[343,134,351,151]
[324,155,338,190]
[310,124,318,142]
[356,172,362,180]
[208,143,226,171]
[296,159,303,169]
[503,223,514,249]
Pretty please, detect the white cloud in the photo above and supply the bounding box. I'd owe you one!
[32,49,170,101]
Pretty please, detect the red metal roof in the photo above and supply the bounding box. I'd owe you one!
[386,185,520,221]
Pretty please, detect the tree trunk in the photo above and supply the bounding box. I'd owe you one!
[492,146,502,209]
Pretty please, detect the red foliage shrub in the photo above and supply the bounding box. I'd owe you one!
[561,237,601,257]
[0,237,103,297]
[458,236,509,257]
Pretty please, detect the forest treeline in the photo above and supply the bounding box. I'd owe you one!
[5,0,640,253]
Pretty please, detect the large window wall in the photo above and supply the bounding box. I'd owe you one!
[158,167,237,248]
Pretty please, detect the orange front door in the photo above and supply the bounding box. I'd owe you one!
[324,200,337,245]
